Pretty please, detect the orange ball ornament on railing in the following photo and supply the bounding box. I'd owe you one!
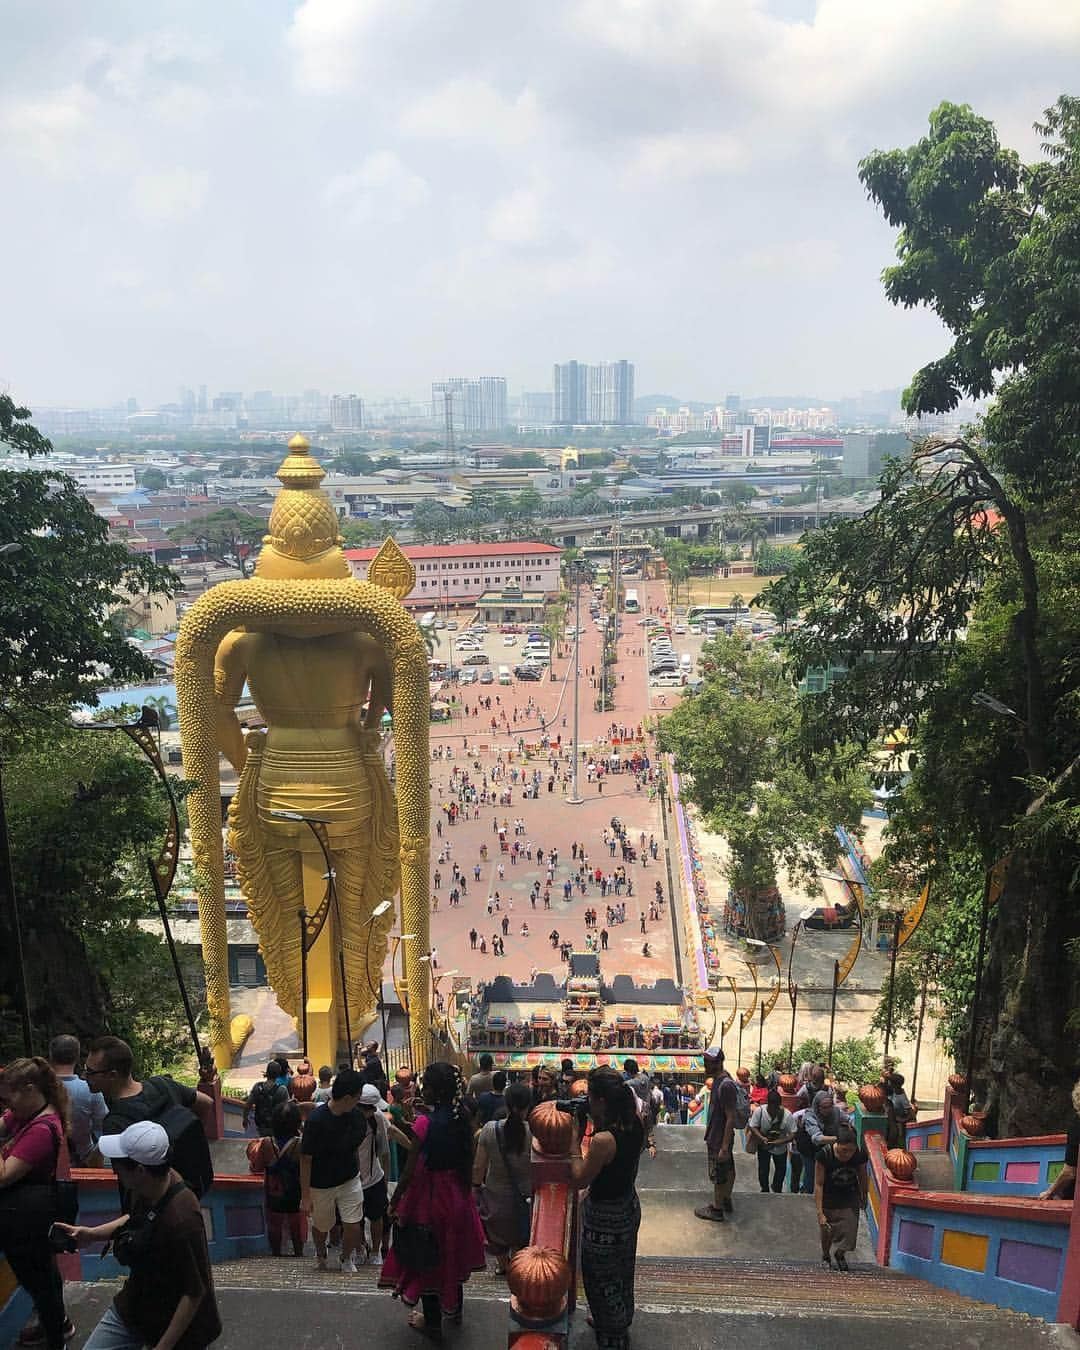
[858,1084,886,1113]
[507,1246,572,1321]
[960,1113,987,1138]
[291,1073,316,1103]
[529,1100,574,1156]
[885,1148,918,1181]
[947,1073,968,1092]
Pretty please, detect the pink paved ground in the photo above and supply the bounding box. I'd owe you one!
[415,577,685,992]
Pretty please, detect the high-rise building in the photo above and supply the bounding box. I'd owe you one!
[329,394,365,430]
[432,377,507,433]
[553,361,588,424]
[554,360,634,424]
[520,391,554,424]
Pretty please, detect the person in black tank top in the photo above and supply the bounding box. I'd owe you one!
[568,1066,643,1350]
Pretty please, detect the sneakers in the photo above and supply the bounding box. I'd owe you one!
[369,1251,383,1267]
[316,1255,328,1271]
[340,1254,358,1274]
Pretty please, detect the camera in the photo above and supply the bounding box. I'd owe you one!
[47,1224,77,1255]
[113,1221,155,1268]
[555,1096,589,1126]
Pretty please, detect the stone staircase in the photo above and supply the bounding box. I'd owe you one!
[58,1125,1075,1349]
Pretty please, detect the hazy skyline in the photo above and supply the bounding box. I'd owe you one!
[3,1,1079,409]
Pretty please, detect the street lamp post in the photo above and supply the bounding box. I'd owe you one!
[0,540,33,1052]
[882,909,903,1062]
[568,562,583,805]
[827,959,840,1070]
[363,899,393,1051]
[0,761,32,1054]
[786,920,802,1071]
[74,706,201,1065]
[297,908,309,1055]
[270,809,354,1066]
[388,931,418,1061]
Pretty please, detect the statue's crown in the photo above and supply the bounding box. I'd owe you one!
[255,434,349,578]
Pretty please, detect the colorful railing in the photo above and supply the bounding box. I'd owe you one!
[856,1099,1079,1326]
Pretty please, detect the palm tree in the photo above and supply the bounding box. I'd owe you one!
[741,517,770,559]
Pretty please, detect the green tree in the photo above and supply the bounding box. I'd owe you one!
[411,502,453,544]
[3,722,200,1066]
[140,467,168,491]
[741,517,770,559]
[0,467,176,719]
[658,634,869,939]
[169,506,266,577]
[333,452,377,476]
[339,518,385,548]
[766,98,1080,1134]
[721,482,757,510]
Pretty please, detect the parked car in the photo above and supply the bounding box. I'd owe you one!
[674,624,686,634]
[503,634,516,646]
[652,672,684,688]
[479,669,495,684]
[446,620,458,630]
[459,668,478,684]
[689,624,702,635]
[515,664,543,680]
[434,619,446,628]
[462,653,490,665]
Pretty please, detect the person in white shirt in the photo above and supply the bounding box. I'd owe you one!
[356,1084,393,1264]
[748,1089,796,1194]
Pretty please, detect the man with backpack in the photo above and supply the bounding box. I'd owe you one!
[87,1036,215,1200]
[243,1061,290,1136]
[696,1046,740,1222]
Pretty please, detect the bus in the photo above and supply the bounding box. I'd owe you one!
[687,604,751,627]
[623,588,640,614]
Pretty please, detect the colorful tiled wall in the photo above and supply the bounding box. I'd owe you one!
[891,1199,1070,1320]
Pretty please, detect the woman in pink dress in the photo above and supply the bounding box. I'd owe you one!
[381,1061,486,1336]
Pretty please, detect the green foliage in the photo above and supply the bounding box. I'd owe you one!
[766,97,1080,1132]
[790,1035,883,1087]
[0,466,177,720]
[2,722,202,1068]
[168,506,266,577]
[339,518,386,548]
[658,633,870,897]
[0,394,52,458]
[139,467,168,491]
[755,543,802,576]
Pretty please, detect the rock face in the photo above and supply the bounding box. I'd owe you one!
[980,850,1080,1138]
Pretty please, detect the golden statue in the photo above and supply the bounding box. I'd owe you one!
[176,435,431,1071]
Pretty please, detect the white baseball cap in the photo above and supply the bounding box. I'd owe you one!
[359,1084,388,1111]
[99,1121,171,1165]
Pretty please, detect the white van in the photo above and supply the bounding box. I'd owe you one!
[680,653,693,672]
[498,665,512,685]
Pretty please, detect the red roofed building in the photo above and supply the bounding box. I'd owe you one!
[344,540,562,608]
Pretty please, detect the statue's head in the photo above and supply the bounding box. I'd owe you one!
[255,434,352,582]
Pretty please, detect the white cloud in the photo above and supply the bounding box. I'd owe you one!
[131,168,210,223]
[402,78,541,148]
[486,184,548,247]
[740,238,843,277]
[0,84,97,173]
[627,131,749,182]
[323,151,429,225]
[286,0,390,93]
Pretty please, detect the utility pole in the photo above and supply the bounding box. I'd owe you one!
[568,563,583,805]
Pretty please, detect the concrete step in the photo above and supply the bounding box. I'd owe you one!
[61,1258,1075,1350]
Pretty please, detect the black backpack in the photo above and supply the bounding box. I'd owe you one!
[108,1075,214,1198]
[250,1080,288,1133]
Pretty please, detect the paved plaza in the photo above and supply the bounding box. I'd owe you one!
[423,577,682,991]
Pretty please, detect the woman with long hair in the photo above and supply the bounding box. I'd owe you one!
[472,1081,532,1274]
[0,1058,73,1349]
[380,1061,486,1336]
[568,1065,644,1350]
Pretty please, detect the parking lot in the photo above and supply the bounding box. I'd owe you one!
[426,612,556,689]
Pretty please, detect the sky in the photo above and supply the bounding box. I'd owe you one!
[3,0,1079,410]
